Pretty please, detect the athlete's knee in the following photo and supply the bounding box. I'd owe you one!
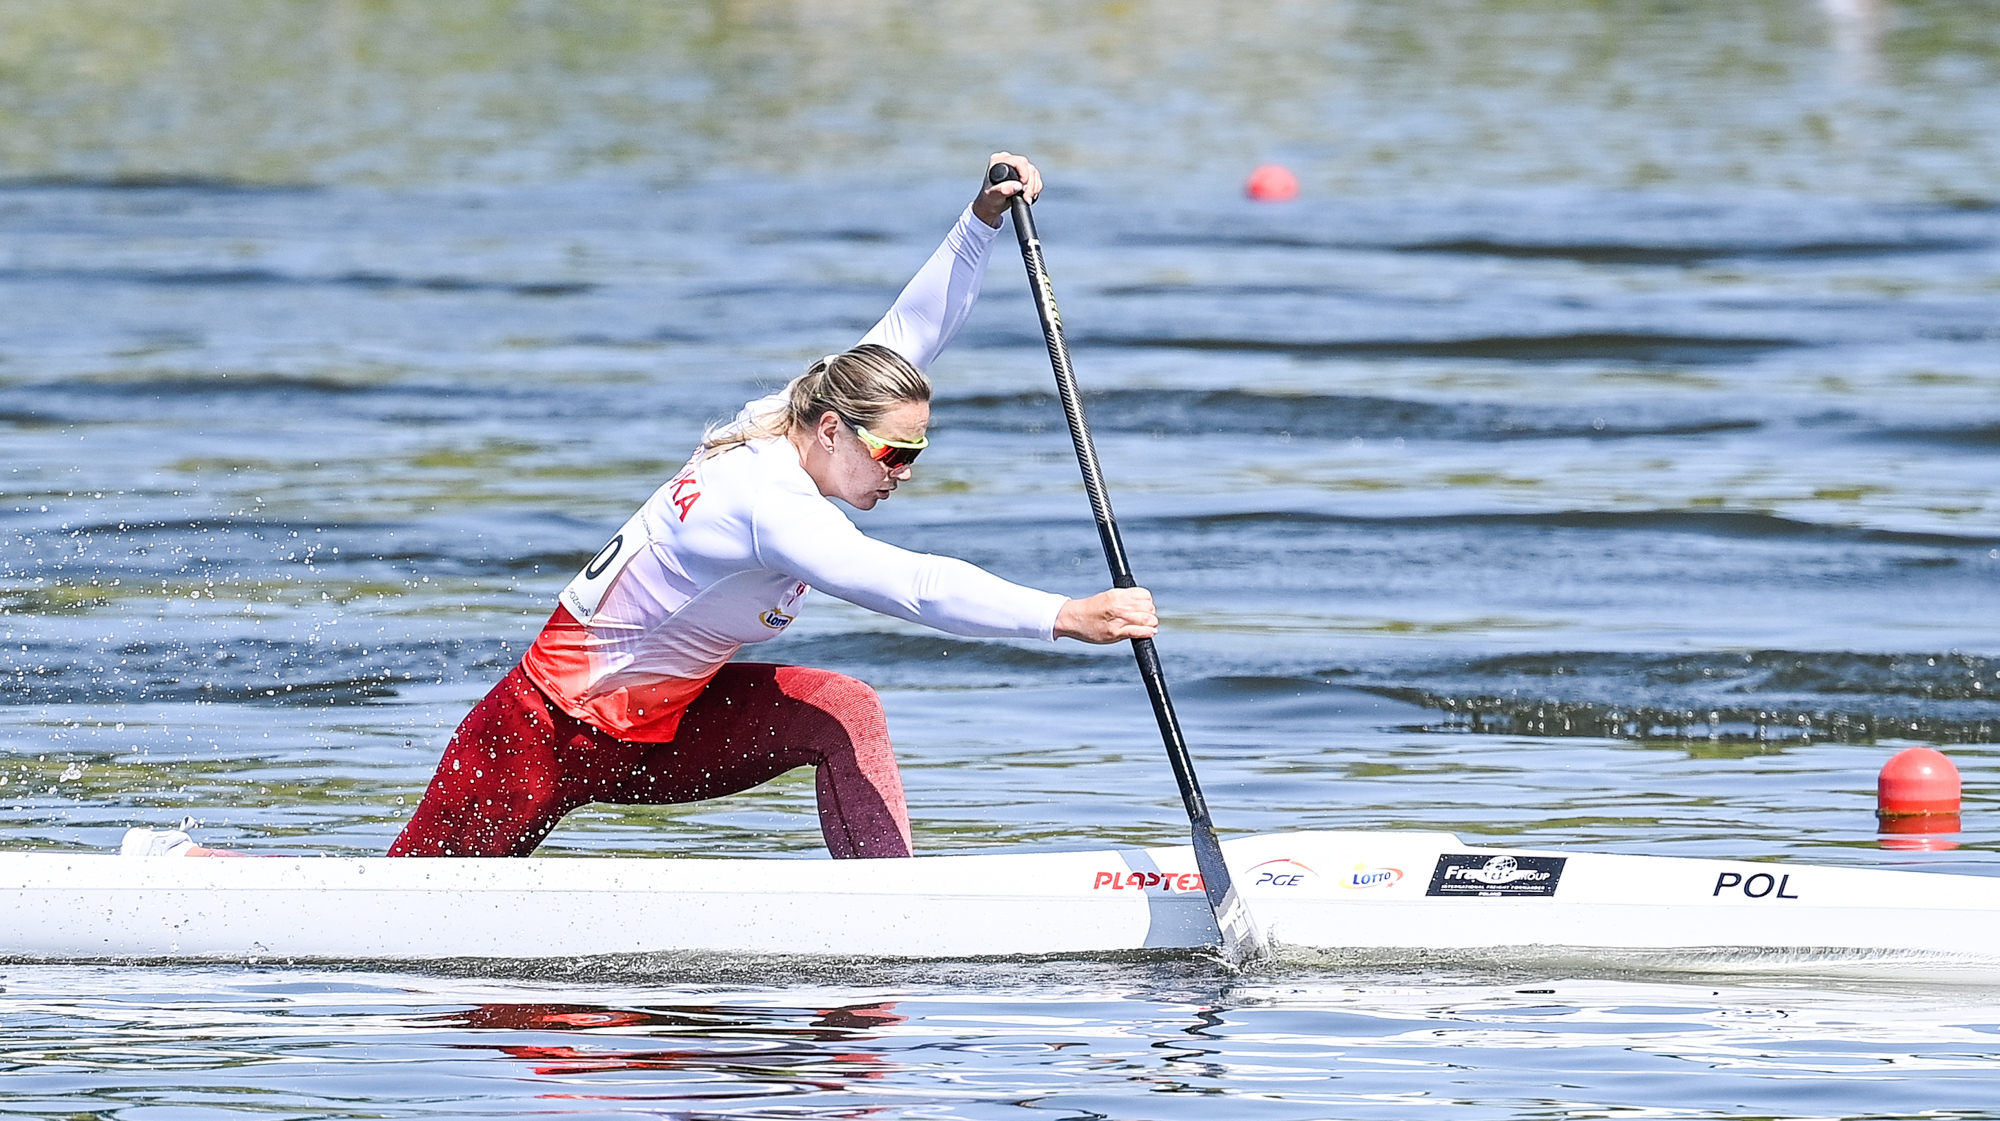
[778,668,887,733]
[818,676,886,733]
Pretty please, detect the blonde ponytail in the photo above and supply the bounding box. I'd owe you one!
[702,344,930,454]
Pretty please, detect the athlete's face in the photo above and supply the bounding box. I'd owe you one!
[805,399,930,510]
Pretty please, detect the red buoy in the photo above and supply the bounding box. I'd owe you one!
[1878,746,1961,818]
[1245,164,1299,202]
[1877,746,1960,849]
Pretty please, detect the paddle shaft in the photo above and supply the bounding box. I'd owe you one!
[988,163,1264,961]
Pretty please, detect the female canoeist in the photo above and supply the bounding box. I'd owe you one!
[385,154,1157,859]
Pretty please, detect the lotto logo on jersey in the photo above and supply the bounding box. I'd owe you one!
[760,609,794,630]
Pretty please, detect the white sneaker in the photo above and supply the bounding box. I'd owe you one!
[120,827,198,857]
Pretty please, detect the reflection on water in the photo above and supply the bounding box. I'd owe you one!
[433,1001,905,1085]
[434,999,907,1038]
[1822,0,1888,83]
[2,1,1998,1117]
[7,966,2000,1119]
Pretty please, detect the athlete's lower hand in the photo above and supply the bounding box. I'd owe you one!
[974,152,1042,227]
[1055,587,1158,644]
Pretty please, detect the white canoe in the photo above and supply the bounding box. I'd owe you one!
[3,830,1995,962]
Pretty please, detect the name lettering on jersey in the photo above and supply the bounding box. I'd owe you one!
[669,471,701,521]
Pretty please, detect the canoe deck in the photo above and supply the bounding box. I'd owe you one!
[4,831,1996,962]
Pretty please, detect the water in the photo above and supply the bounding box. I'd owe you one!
[11,964,2000,1119]
[4,0,2000,1115]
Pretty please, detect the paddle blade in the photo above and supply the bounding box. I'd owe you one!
[1215,884,1268,967]
[1194,828,1269,966]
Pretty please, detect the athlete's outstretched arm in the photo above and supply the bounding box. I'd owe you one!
[857,153,1042,371]
[752,483,1061,640]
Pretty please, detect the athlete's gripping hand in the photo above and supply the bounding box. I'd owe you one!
[974,152,1043,228]
[1055,587,1159,644]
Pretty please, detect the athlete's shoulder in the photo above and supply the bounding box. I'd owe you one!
[734,437,822,495]
[735,443,861,553]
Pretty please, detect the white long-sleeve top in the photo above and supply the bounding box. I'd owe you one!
[521,205,1068,741]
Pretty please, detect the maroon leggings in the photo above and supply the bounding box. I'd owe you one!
[388,663,912,858]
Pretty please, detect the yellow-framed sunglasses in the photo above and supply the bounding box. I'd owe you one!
[843,417,928,468]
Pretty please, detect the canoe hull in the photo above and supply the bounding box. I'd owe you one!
[4,831,1996,961]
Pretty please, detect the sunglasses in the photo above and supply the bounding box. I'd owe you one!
[844,418,928,468]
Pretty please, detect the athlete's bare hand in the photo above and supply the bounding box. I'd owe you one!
[1054,587,1158,644]
[973,152,1042,228]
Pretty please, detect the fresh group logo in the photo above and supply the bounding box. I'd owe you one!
[1425,853,1568,898]
[1339,865,1403,890]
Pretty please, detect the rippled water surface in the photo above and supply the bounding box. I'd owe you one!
[10,963,2000,1120]
[3,0,1999,1116]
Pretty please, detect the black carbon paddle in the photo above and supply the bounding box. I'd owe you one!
[988,161,1268,965]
